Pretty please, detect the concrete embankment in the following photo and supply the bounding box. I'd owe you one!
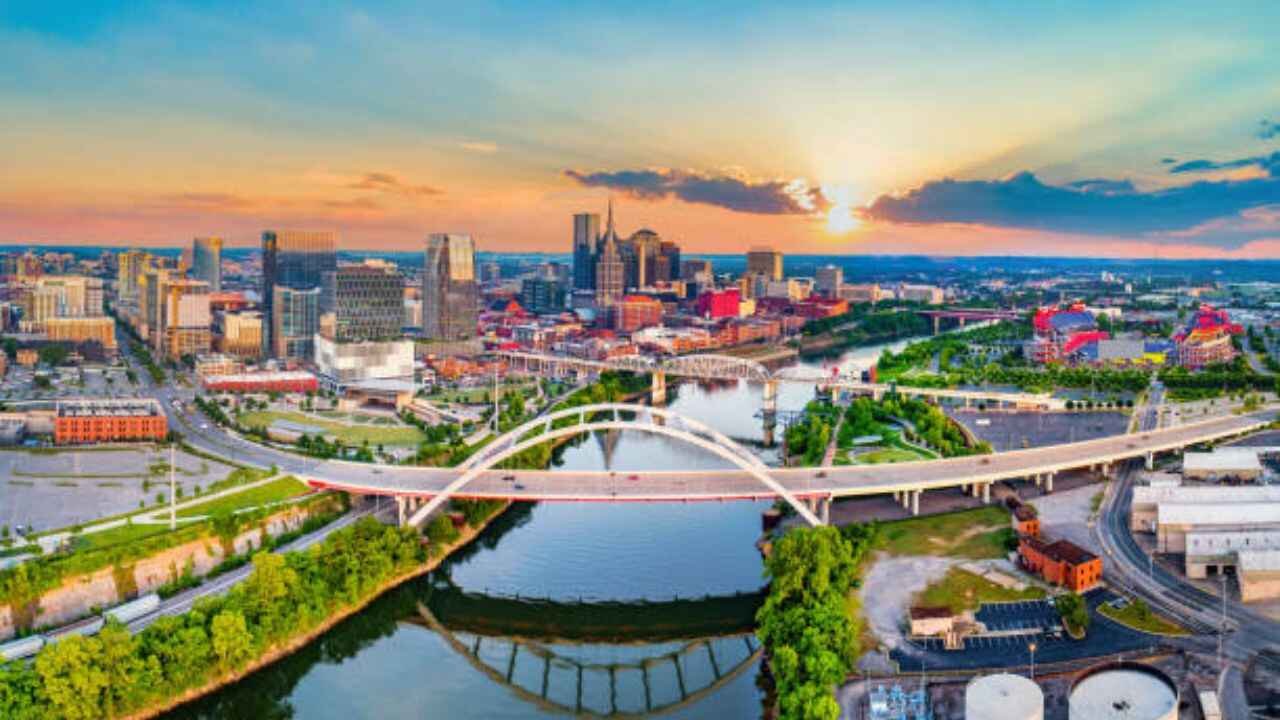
[0,496,344,640]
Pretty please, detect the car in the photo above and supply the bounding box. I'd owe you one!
[502,474,516,482]
[627,474,640,481]
[513,483,526,490]
[815,471,827,479]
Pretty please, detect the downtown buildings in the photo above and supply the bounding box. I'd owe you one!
[192,236,223,292]
[423,233,480,342]
[261,229,337,361]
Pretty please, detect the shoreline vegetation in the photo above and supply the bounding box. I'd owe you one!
[0,502,512,720]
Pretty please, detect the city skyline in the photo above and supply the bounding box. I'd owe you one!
[2,2,1279,258]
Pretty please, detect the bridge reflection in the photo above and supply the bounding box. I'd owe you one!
[410,582,764,718]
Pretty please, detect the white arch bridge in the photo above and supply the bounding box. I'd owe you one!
[497,350,1065,411]
[406,403,823,527]
[301,407,1275,527]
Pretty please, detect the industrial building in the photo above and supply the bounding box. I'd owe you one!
[1182,448,1264,482]
[1017,536,1103,592]
[1130,484,1280,533]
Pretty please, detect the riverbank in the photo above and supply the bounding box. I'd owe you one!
[121,501,512,720]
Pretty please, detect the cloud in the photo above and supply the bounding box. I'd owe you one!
[459,141,499,154]
[861,170,1280,245]
[1168,152,1280,177]
[346,172,443,197]
[1160,157,1178,165]
[563,168,826,215]
[1259,119,1280,140]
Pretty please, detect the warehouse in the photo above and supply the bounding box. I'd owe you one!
[1238,551,1280,602]
[1155,503,1280,554]
[1129,485,1280,533]
[1182,448,1263,483]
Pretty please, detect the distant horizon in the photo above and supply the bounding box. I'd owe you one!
[7,241,1280,265]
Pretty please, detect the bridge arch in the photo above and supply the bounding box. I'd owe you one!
[406,402,822,527]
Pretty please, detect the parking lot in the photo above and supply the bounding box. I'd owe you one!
[893,590,1156,671]
[0,364,141,403]
[0,446,238,534]
[952,410,1130,452]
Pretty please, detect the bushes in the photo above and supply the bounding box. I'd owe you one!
[0,518,427,719]
[425,514,460,545]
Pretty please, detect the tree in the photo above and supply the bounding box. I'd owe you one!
[210,609,254,671]
[33,634,109,720]
[99,619,159,715]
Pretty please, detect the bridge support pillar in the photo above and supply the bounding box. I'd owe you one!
[651,371,667,405]
[820,497,831,525]
[911,490,920,516]
[933,315,942,335]
[1045,473,1054,493]
[1144,452,1154,471]
[762,379,777,415]
[396,496,406,527]
[982,483,991,504]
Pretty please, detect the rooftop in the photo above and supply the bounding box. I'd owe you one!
[1158,502,1280,527]
[1183,448,1263,473]
[1238,550,1280,573]
[55,398,163,418]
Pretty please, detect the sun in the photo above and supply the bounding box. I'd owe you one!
[826,205,858,234]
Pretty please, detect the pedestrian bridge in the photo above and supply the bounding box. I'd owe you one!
[301,406,1275,524]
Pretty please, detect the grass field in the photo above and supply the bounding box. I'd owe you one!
[915,567,1045,614]
[73,522,172,552]
[857,447,928,464]
[876,506,1015,559]
[238,410,426,447]
[176,476,311,518]
[1098,599,1188,636]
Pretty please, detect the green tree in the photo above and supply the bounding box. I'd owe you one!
[210,609,254,671]
[33,634,109,720]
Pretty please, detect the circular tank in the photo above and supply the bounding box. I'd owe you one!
[965,673,1044,720]
[1069,662,1178,720]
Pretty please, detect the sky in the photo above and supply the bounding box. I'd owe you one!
[1,1,1279,258]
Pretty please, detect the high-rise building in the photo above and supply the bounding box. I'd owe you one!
[261,230,337,357]
[219,311,263,359]
[613,295,664,332]
[159,279,212,360]
[272,285,321,361]
[521,277,565,315]
[626,229,662,289]
[138,267,174,341]
[658,240,680,283]
[192,236,223,292]
[572,213,599,291]
[815,265,843,297]
[680,259,713,281]
[117,250,149,306]
[594,203,624,308]
[746,246,783,281]
[24,276,103,324]
[326,261,404,342]
[423,234,479,341]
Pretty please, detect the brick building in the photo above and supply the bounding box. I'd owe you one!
[53,399,168,445]
[1017,537,1102,592]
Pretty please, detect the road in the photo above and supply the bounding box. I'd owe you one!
[1094,381,1280,720]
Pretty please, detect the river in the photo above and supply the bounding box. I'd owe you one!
[163,336,920,719]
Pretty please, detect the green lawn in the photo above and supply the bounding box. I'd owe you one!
[176,476,311,518]
[73,522,173,552]
[916,567,1045,614]
[857,447,928,464]
[875,506,1015,559]
[1098,599,1188,636]
[238,410,426,447]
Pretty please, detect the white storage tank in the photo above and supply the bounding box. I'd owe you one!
[965,673,1044,720]
[1069,662,1178,720]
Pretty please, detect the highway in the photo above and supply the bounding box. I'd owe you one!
[1094,383,1280,720]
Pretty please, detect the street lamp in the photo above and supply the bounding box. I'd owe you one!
[1027,641,1037,680]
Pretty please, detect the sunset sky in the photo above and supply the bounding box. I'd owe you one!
[2,1,1279,257]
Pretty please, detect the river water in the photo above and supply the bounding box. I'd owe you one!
[164,336,918,719]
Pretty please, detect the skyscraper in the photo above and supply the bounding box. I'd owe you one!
[192,236,223,292]
[594,202,624,307]
[272,285,321,361]
[746,246,783,281]
[423,233,479,341]
[261,230,337,357]
[326,261,404,342]
[572,213,599,291]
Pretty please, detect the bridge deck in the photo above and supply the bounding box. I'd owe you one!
[304,410,1272,503]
